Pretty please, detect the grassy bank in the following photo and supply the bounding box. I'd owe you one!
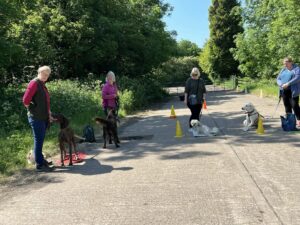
[237,78,279,99]
[0,77,167,177]
[219,77,279,99]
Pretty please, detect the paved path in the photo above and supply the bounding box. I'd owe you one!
[0,89,299,225]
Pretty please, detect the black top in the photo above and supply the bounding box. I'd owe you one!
[185,78,206,102]
[27,79,49,121]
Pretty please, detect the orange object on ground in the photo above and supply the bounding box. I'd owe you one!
[203,100,207,109]
[56,151,86,165]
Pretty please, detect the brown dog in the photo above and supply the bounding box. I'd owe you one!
[52,114,81,166]
[95,110,120,148]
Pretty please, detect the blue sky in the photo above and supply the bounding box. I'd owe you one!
[163,0,211,48]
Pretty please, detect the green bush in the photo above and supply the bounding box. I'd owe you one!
[0,84,29,132]
[49,79,101,127]
[151,56,201,86]
[118,75,168,112]
[119,89,134,114]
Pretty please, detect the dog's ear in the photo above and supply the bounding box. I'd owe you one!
[107,109,116,117]
[61,115,69,129]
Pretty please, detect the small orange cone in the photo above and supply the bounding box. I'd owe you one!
[175,120,183,138]
[203,100,207,110]
[170,105,176,119]
[256,116,265,134]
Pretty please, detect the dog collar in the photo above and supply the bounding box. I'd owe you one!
[247,110,258,115]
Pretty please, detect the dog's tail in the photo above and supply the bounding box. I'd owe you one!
[74,134,85,141]
[95,117,109,126]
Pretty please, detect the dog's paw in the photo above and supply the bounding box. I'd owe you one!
[102,145,107,149]
[243,127,249,132]
[210,127,219,136]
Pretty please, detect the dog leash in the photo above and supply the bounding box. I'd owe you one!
[271,97,281,118]
[264,97,281,119]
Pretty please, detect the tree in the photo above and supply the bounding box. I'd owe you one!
[0,0,23,84]
[199,40,212,76]
[208,0,243,80]
[232,0,300,79]
[4,0,177,81]
[176,40,201,57]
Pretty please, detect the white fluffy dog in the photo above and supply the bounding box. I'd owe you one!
[26,150,46,165]
[241,102,260,131]
[190,120,219,137]
[27,150,35,164]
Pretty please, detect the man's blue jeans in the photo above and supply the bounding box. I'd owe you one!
[28,117,47,167]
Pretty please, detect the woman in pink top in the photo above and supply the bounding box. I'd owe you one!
[102,71,118,116]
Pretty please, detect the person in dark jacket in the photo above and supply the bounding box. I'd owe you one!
[23,66,54,172]
[277,57,300,126]
[184,67,206,129]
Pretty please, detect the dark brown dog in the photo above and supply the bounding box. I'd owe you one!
[95,110,120,148]
[52,114,80,166]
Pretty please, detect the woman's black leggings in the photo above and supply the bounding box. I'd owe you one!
[187,103,202,127]
[282,89,300,120]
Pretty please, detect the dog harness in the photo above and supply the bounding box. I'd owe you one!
[247,110,263,125]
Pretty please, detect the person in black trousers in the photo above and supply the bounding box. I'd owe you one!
[184,67,206,130]
[277,56,300,126]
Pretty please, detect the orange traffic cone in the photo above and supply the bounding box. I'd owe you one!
[170,105,176,119]
[256,116,265,134]
[175,120,184,138]
[203,100,207,110]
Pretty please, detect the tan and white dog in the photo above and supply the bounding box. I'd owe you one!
[190,119,219,137]
[241,102,260,131]
[27,150,35,164]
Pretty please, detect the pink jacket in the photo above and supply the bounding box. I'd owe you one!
[102,83,118,108]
